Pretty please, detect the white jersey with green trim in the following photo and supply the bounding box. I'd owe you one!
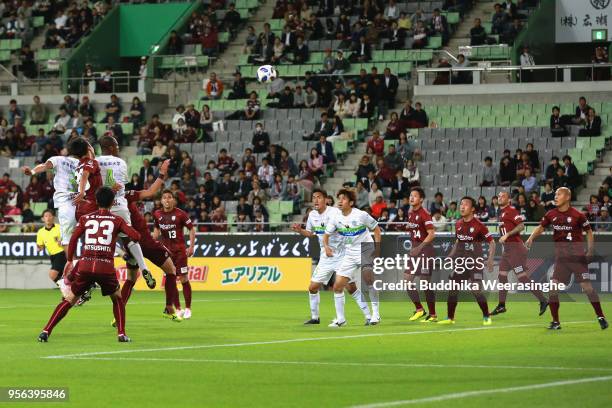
[305,206,343,257]
[97,155,128,207]
[47,155,79,207]
[325,207,377,253]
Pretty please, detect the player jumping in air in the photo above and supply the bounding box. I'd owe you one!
[438,196,495,326]
[36,209,67,285]
[153,190,196,319]
[118,160,182,322]
[38,187,141,343]
[405,187,437,323]
[292,189,374,325]
[97,135,156,290]
[526,187,608,330]
[70,138,103,220]
[22,154,78,248]
[492,191,548,316]
[323,189,382,327]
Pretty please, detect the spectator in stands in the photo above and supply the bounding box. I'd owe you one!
[371,195,387,219]
[545,156,560,183]
[412,20,428,49]
[270,37,285,65]
[429,192,448,215]
[403,159,420,186]
[223,3,242,36]
[521,168,537,193]
[584,195,601,222]
[8,99,24,126]
[499,156,516,186]
[384,112,402,139]
[452,53,472,84]
[525,143,540,171]
[553,167,569,191]
[103,94,122,123]
[579,108,602,137]
[429,8,449,45]
[519,46,535,82]
[503,18,522,45]
[470,18,487,46]
[573,96,591,125]
[290,35,309,64]
[431,210,448,231]
[384,22,406,50]
[384,144,403,173]
[383,0,399,20]
[333,93,348,118]
[248,179,268,205]
[96,67,114,93]
[562,155,580,190]
[61,95,77,115]
[52,107,70,134]
[433,58,452,85]
[515,152,532,182]
[216,149,238,175]
[480,156,498,186]
[446,201,460,220]
[526,198,544,222]
[266,75,285,100]
[382,67,399,110]
[474,196,491,222]
[29,96,48,125]
[203,72,224,100]
[167,30,183,54]
[367,181,383,206]
[550,106,568,137]
[595,207,612,232]
[227,72,247,100]
[316,135,336,165]
[278,86,294,108]
[251,122,269,154]
[243,92,261,120]
[308,148,324,178]
[367,131,385,156]
[541,182,555,210]
[16,45,36,79]
[304,85,318,108]
[129,97,144,129]
[293,86,305,108]
[492,3,508,34]
[280,25,296,53]
[184,104,200,129]
[413,102,429,128]
[332,50,349,75]
[244,25,257,54]
[105,115,124,146]
[78,96,95,122]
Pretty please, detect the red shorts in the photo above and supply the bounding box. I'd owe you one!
[71,260,119,296]
[76,200,98,219]
[553,255,589,284]
[140,238,171,268]
[450,269,484,282]
[499,244,528,274]
[405,245,435,277]
[170,248,188,275]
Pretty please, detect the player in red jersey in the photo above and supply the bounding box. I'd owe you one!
[405,187,437,322]
[438,196,495,326]
[69,138,103,219]
[492,191,548,316]
[118,160,182,322]
[153,190,195,319]
[526,187,608,330]
[38,187,140,342]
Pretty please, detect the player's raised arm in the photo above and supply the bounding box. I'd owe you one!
[292,223,315,237]
[138,160,170,200]
[23,160,53,176]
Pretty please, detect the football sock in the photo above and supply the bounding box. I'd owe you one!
[351,289,371,319]
[43,299,72,335]
[498,274,508,305]
[334,292,346,323]
[517,274,546,302]
[475,293,489,317]
[164,274,178,311]
[112,297,126,336]
[447,292,458,320]
[425,289,436,316]
[183,281,192,309]
[309,292,320,319]
[121,279,135,303]
[367,285,380,318]
[127,241,148,273]
[591,302,604,318]
[549,293,560,322]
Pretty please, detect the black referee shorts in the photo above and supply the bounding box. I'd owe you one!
[50,251,67,276]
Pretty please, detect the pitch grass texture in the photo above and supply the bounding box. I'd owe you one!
[1,290,611,408]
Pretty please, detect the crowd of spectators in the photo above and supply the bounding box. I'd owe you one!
[582,167,612,232]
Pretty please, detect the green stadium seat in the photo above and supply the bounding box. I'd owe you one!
[491,104,505,116]
[33,16,45,28]
[0,50,10,62]
[481,115,496,127]
[218,32,230,44]
[454,115,468,128]
[518,103,532,115]
[523,114,537,127]
[267,200,281,214]
[464,105,477,117]
[121,123,134,134]
[451,105,464,116]
[509,114,524,127]
[477,105,492,116]
[425,36,442,49]
[495,115,509,127]
[468,115,482,127]
[32,202,48,217]
[279,201,294,215]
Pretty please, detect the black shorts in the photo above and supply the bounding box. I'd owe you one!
[50,252,67,275]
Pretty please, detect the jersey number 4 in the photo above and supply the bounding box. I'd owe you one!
[85,220,114,245]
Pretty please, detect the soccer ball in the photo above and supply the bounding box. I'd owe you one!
[257,65,277,83]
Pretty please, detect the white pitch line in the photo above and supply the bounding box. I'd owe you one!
[43,320,592,360]
[0,298,267,310]
[349,375,612,408]
[56,356,612,373]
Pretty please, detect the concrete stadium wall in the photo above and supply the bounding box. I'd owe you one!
[0,262,56,289]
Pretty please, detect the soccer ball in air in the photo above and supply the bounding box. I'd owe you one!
[257,65,277,83]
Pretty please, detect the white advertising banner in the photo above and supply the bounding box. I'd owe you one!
[556,0,611,43]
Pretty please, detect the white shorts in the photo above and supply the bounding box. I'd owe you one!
[335,254,361,281]
[56,202,76,246]
[111,205,131,239]
[311,255,342,284]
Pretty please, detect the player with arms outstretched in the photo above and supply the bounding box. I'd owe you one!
[492,191,547,316]
[119,160,181,322]
[153,190,196,319]
[526,187,608,330]
[97,135,156,290]
[323,189,382,327]
[438,196,495,326]
[405,187,437,322]
[38,187,141,342]
[292,189,373,325]
[36,209,67,285]
[22,154,78,247]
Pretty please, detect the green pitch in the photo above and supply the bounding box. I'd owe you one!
[1,290,611,407]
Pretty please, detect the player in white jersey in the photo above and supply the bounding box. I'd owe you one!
[292,189,373,325]
[22,155,78,246]
[96,135,156,289]
[324,189,382,327]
